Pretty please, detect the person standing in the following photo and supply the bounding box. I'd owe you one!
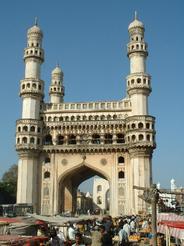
[72,233,85,246]
[99,225,113,246]
[91,226,101,246]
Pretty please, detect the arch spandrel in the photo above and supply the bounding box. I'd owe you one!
[58,160,110,186]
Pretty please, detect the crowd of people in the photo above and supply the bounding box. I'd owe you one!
[40,215,151,246]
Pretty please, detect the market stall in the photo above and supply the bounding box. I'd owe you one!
[158,213,184,245]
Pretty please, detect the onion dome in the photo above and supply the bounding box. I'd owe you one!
[51,64,64,81]
[128,11,144,30]
[27,18,43,37]
[52,65,62,75]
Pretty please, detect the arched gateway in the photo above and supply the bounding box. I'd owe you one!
[16,14,156,217]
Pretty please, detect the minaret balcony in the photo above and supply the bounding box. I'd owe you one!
[24,47,44,62]
[126,73,151,95]
[125,115,155,130]
[20,79,44,97]
[127,42,148,56]
[16,118,43,133]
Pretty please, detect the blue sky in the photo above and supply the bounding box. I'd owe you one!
[0,0,183,190]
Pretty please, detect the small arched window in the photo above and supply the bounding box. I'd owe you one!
[22,137,27,144]
[30,137,35,144]
[117,134,125,144]
[32,83,36,89]
[23,125,28,131]
[132,123,136,129]
[118,171,125,179]
[146,123,150,129]
[68,135,76,145]
[18,126,21,132]
[97,196,102,205]
[45,157,50,163]
[138,122,144,129]
[97,185,102,192]
[58,135,64,145]
[104,134,113,144]
[139,134,144,141]
[137,78,141,84]
[118,156,125,164]
[44,134,53,145]
[146,135,150,141]
[44,171,50,179]
[101,115,105,120]
[22,84,25,90]
[30,126,35,132]
[131,79,134,85]
[37,138,40,144]
[17,138,20,144]
[92,134,100,144]
[48,116,52,122]
[132,135,136,141]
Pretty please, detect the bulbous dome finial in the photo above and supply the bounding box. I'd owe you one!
[128,11,144,30]
[27,17,43,37]
[52,64,63,74]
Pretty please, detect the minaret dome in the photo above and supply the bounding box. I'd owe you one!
[128,11,144,30]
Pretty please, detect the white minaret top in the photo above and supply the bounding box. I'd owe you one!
[171,178,177,190]
[157,182,161,189]
[20,19,44,119]
[49,65,64,103]
[128,11,144,30]
[126,12,151,115]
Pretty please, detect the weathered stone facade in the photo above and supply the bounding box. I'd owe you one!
[16,14,156,217]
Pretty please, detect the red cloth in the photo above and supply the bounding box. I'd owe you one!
[159,220,184,229]
[0,217,21,223]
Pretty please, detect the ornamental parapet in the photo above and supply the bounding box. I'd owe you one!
[128,146,154,158]
[16,143,42,152]
[20,78,44,98]
[42,143,128,153]
[44,119,126,130]
[42,99,131,113]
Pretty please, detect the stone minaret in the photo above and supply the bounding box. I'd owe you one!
[16,20,44,211]
[49,65,65,103]
[125,12,156,214]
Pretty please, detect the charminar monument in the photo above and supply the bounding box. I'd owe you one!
[16,13,156,217]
